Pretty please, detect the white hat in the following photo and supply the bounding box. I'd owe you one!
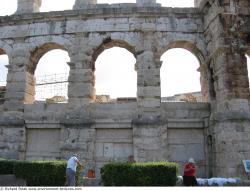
[188,158,195,163]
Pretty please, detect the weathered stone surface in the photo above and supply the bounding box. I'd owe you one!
[16,0,41,14]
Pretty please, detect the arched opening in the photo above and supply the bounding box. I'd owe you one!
[0,49,8,104]
[40,0,75,12]
[158,0,194,7]
[28,44,70,103]
[0,0,17,16]
[160,48,201,102]
[94,41,136,102]
[0,49,8,86]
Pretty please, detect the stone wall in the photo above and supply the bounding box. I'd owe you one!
[22,101,209,178]
[1,0,250,180]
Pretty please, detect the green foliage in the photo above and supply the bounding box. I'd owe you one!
[0,159,80,186]
[101,161,179,186]
[0,158,22,174]
[14,160,67,186]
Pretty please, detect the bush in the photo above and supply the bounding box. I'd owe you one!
[101,162,179,186]
[0,158,22,174]
[0,159,81,186]
[14,160,67,186]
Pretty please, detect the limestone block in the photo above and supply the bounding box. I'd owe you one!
[16,0,41,14]
[67,98,93,107]
[217,99,249,113]
[137,86,160,98]
[24,103,66,122]
[73,0,97,10]
[114,143,133,158]
[136,0,156,6]
[3,100,24,111]
[68,69,94,83]
[25,128,60,160]
[168,129,204,144]
[68,83,95,98]
[4,92,26,100]
[103,143,114,158]
[194,0,203,7]
[95,143,104,157]
[138,98,160,108]
[91,103,137,120]
[7,72,34,85]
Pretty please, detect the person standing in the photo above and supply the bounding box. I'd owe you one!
[183,158,198,186]
[66,154,82,186]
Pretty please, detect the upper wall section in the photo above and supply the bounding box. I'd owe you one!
[15,0,166,14]
[0,6,203,35]
[0,4,206,67]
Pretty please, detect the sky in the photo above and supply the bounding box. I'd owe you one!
[1,0,249,100]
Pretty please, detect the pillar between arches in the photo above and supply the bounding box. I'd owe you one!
[67,61,95,109]
[16,0,41,14]
[73,0,97,10]
[136,0,157,6]
[136,50,161,121]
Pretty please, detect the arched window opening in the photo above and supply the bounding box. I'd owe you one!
[40,0,75,12]
[0,0,17,16]
[95,47,136,102]
[160,48,201,102]
[158,0,194,7]
[34,49,70,103]
[0,51,9,104]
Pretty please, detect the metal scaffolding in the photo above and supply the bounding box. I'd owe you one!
[35,73,69,102]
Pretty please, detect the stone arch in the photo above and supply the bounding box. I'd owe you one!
[0,40,13,56]
[246,49,250,57]
[244,49,250,101]
[158,40,205,64]
[0,48,6,56]
[159,40,209,102]
[28,42,68,74]
[92,38,137,100]
[26,41,70,103]
[0,47,9,105]
[0,44,11,83]
[91,38,136,68]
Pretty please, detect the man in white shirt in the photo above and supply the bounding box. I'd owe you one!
[66,154,82,186]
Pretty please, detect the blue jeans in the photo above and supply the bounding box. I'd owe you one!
[66,168,76,186]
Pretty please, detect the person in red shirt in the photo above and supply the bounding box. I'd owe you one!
[183,158,198,186]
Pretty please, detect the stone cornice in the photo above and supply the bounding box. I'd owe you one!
[0,6,203,26]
